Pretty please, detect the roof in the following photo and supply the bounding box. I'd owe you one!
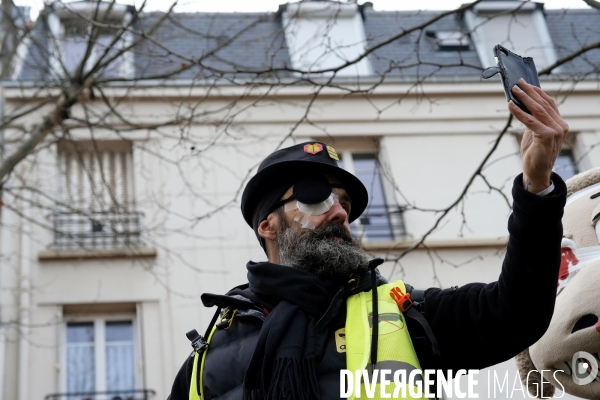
[546,9,600,76]
[11,5,600,83]
[362,10,483,78]
[133,12,291,80]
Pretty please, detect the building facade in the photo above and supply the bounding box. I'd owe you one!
[1,1,599,399]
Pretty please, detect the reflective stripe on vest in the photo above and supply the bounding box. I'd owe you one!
[345,280,425,400]
[189,280,424,399]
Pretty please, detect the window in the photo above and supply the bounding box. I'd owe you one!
[338,151,405,242]
[554,149,579,181]
[425,31,470,51]
[62,24,123,78]
[49,3,134,79]
[464,3,557,70]
[54,141,142,249]
[281,2,373,76]
[515,132,580,183]
[65,319,137,400]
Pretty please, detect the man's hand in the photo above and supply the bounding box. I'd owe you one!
[509,78,569,193]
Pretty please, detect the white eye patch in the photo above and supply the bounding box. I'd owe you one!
[297,194,334,215]
[284,193,337,230]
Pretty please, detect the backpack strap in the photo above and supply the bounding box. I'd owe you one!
[403,284,441,357]
[187,306,222,400]
[405,283,425,303]
[188,324,218,400]
[186,306,222,354]
[187,283,260,400]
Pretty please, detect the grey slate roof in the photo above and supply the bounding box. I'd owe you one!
[363,10,483,78]
[133,12,291,80]
[546,9,600,77]
[12,6,600,83]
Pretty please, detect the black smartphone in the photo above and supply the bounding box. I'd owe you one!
[482,44,541,115]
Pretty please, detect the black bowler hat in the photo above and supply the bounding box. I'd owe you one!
[241,142,368,244]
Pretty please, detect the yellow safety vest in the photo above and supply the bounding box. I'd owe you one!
[345,280,426,399]
[189,280,424,400]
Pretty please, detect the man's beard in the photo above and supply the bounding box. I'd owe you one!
[276,210,371,279]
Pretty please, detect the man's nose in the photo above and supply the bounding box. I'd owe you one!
[325,200,348,224]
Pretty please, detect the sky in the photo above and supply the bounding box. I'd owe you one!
[14,0,591,19]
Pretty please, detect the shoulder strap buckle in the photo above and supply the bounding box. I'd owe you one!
[390,286,413,312]
[186,329,208,354]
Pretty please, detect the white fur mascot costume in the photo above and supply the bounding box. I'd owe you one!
[516,167,600,399]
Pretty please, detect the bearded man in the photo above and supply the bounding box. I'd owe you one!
[168,81,569,400]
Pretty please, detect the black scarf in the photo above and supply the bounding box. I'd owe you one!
[242,261,338,400]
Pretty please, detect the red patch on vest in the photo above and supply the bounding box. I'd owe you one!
[559,247,578,281]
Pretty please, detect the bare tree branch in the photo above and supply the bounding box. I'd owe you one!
[581,0,600,11]
[388,114,514,277]
[0,77,94,181]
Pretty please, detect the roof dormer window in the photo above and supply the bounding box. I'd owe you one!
[281,1,373,77]
[464,0,557,70]
[48,1,134,79]
[426,31,470,51]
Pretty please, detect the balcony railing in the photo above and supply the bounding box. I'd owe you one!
[45,389,155,400]
[351,205,406,242]
[50,211,144,250]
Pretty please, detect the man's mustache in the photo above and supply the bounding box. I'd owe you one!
[304,222,354,243]
[277,218,370,279]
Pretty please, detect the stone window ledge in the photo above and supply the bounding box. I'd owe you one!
[38,247,157,261]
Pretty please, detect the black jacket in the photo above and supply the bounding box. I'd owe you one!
[168,174,566,399]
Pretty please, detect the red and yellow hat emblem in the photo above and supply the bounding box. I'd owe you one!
[304,143,323,155]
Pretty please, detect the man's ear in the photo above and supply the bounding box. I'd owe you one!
[258,214,278,242]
